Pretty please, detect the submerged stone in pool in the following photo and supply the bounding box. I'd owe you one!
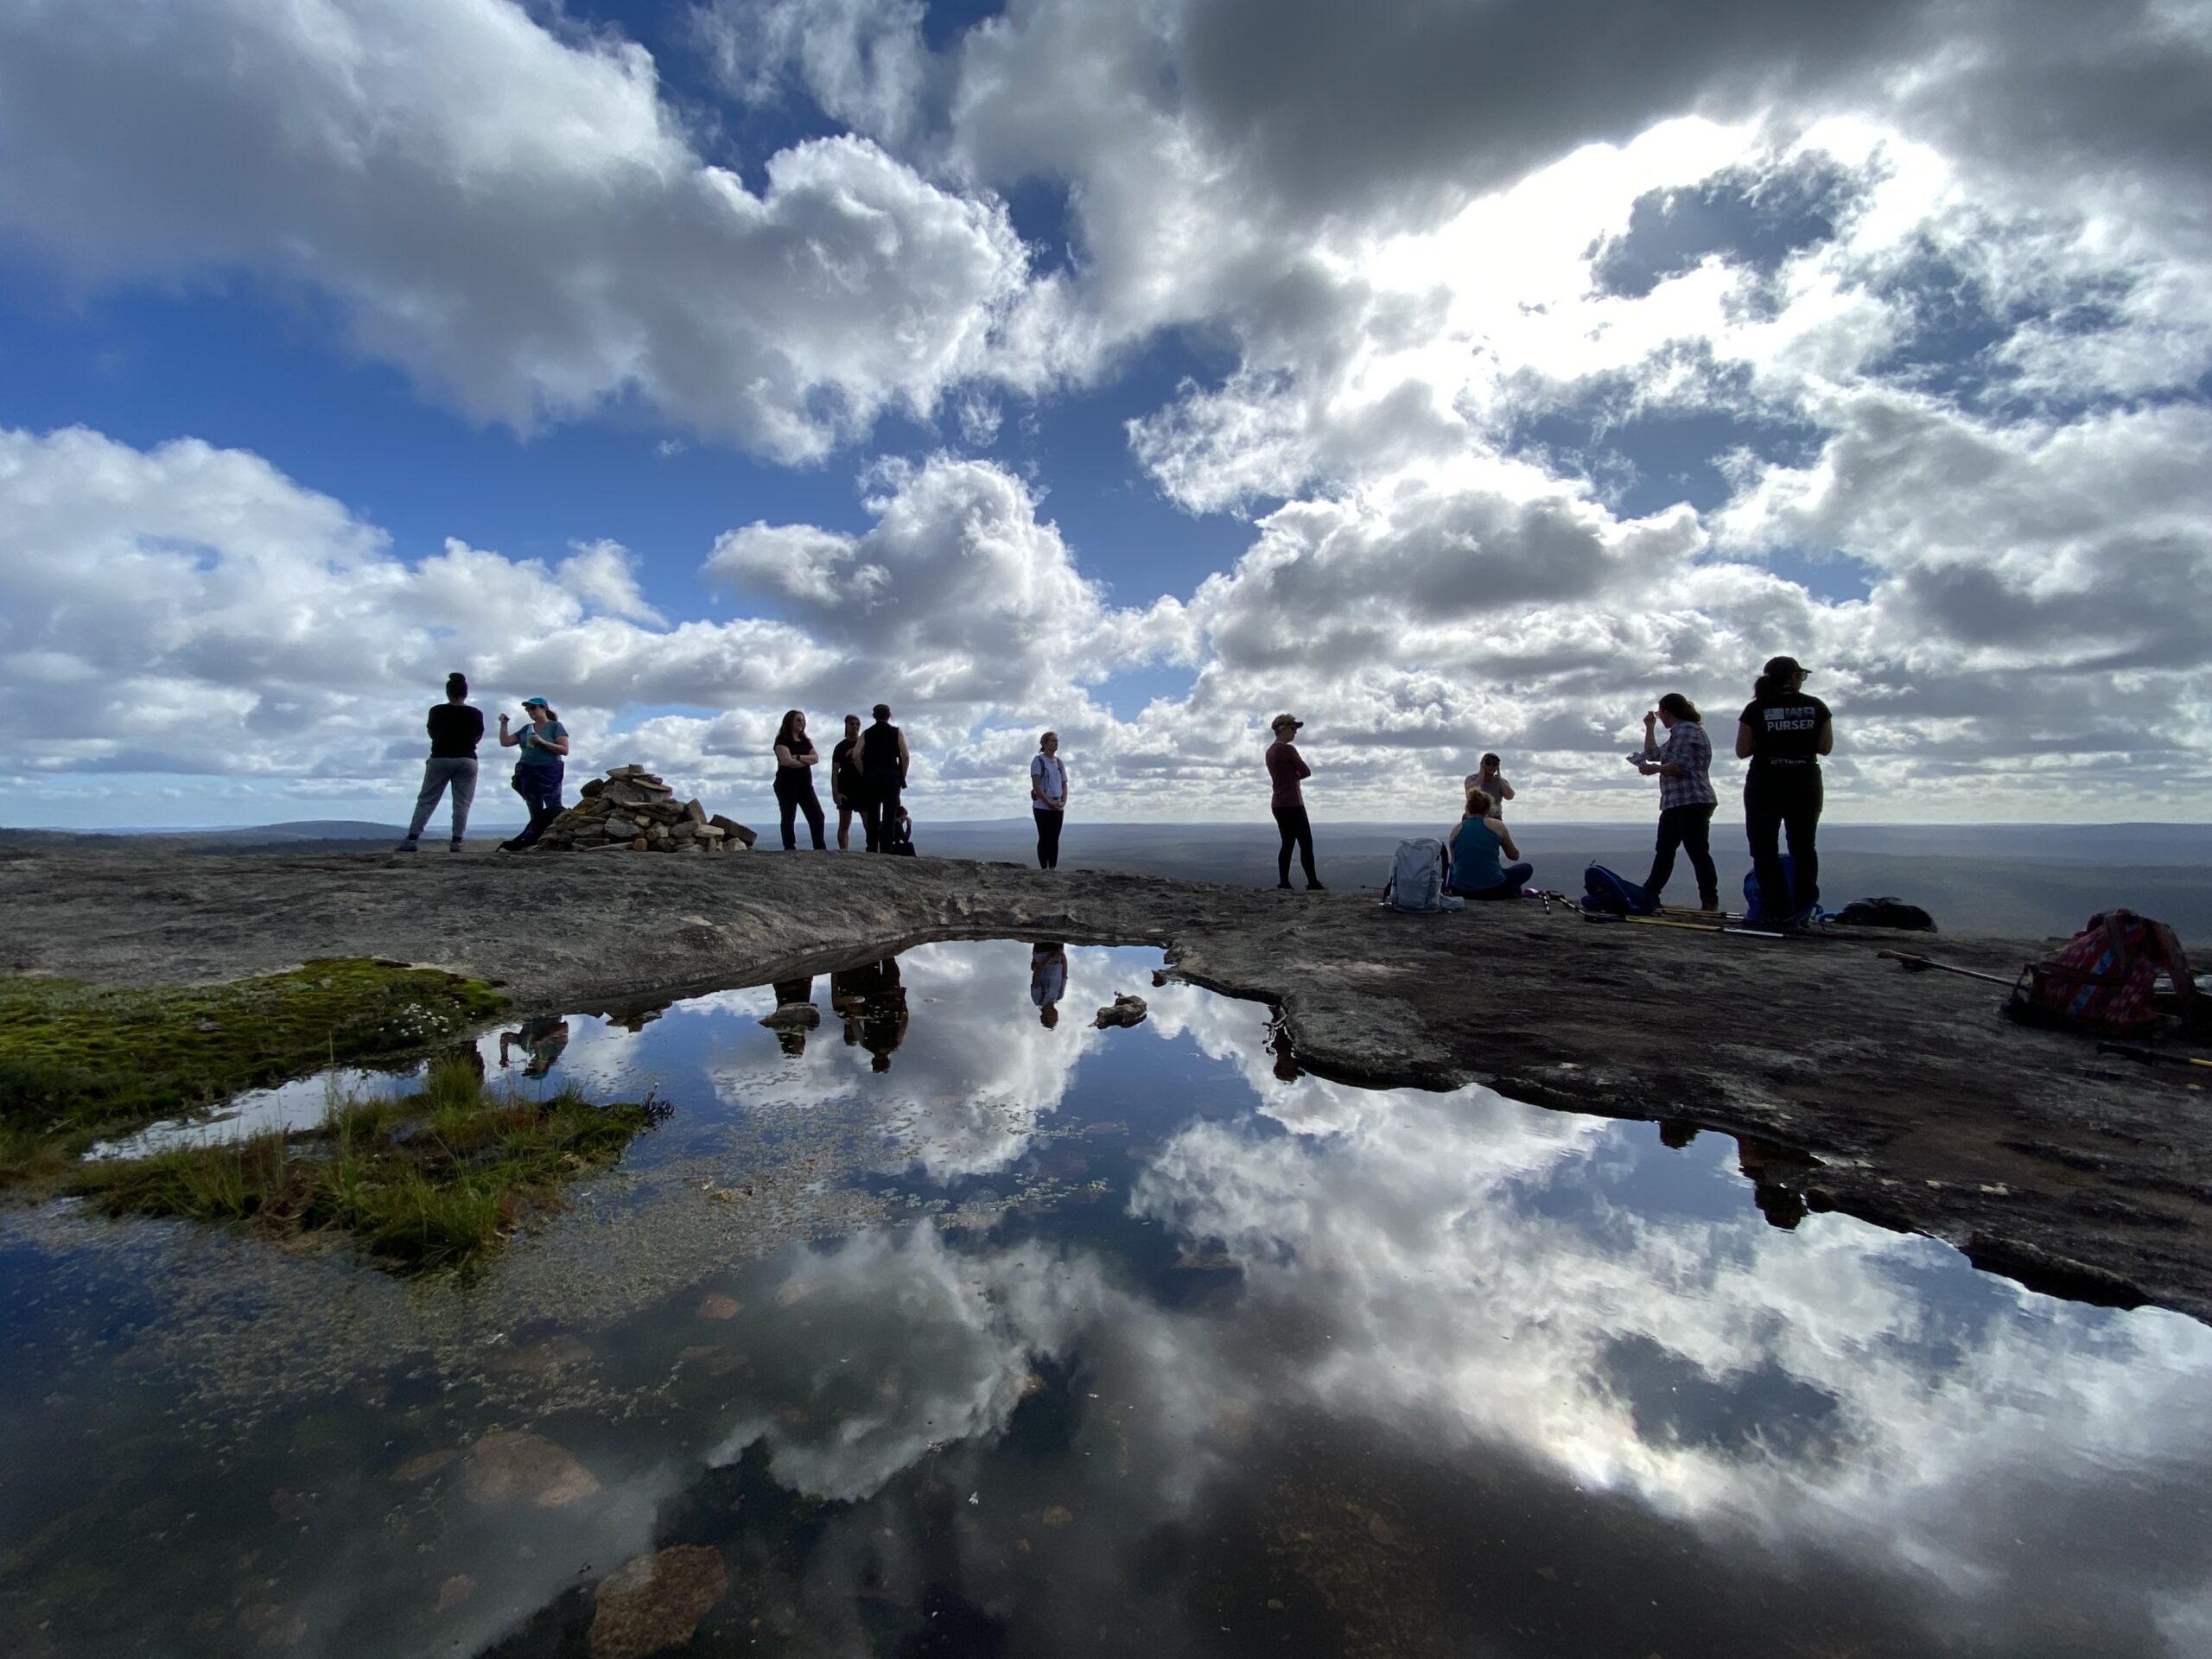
[3,940,2209,1658]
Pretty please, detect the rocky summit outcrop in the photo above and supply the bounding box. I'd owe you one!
[531,766,757,855]
[2,833,2209,1326]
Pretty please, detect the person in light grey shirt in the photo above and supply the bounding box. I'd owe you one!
[1030,731,1068,869]
[397,671,483,852]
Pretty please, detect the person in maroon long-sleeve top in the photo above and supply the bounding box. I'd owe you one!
[1265,714,1323,890]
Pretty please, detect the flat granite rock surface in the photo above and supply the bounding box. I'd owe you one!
[3,834,2207,1325]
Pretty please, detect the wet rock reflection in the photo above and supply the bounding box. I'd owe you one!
[3,943,2210,1659]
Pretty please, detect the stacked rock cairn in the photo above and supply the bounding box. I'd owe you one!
[528,766,759,854]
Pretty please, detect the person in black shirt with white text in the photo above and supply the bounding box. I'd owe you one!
[1030,731,1067,868]
[830,714,863,850]
[397,671,483,853]
[1736,655,1833,923]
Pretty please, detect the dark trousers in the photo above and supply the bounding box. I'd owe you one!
[1745,766,1822,917]
[1273,803,1318,887]
[1459,861,1534,899]
[1645,802,1719,909]
[509,761,564,848]
[1033,807,1064,868]
[777,779,827,849]
[859,776,903,851]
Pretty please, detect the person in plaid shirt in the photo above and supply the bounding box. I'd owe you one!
[1632,692,1719,910]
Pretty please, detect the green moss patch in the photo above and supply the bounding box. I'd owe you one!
[0,958,508,1169]
[73,1059,665,1271]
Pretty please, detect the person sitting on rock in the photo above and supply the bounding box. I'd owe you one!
[1446,785,1532,900]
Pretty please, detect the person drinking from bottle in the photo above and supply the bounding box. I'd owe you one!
[498,696,569,851]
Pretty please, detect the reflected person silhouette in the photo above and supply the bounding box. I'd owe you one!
[1029,941,1068,1029]
[765,975,819,1057]
[497,1015,569,1078]
[832,955,909,1072]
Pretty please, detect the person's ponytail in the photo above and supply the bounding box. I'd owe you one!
[1657,692,1700,724]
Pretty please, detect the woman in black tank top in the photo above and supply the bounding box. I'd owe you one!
[772,709,827,850]
[857,704,909,852]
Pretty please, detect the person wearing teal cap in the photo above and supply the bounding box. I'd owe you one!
[498,696,569,852]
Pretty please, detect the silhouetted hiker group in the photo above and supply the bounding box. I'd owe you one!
[395,653,1833,917]
[1271,655,1834,922]
[778,705,914,853]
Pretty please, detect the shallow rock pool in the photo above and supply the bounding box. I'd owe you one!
[5,941,2211,1657]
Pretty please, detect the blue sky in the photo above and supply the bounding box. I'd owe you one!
[2,0,2208,828]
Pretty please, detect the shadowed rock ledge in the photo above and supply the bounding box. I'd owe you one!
[2,835,2207,1325]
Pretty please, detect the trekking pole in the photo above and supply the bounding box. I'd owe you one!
[1878,950,2017,988]
[1584,910,1783,939]
[2097,1043,2212,1071]
[1628,915,1784,939]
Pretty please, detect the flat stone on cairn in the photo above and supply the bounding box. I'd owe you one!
[531,768,758,855]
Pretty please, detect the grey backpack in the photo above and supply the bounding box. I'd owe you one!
[1382,838,1460,912]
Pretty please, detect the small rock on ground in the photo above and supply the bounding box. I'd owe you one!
[588,1544,729,1659]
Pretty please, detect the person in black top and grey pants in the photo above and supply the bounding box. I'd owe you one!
[1736,655,1833,922]
[397,672,483,852]
[857,704,909,852]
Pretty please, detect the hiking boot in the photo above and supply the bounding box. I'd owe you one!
[1276,880,1294,890]
[448,840,465,854]
[1306,880,1325,891]
[393,840,419,854]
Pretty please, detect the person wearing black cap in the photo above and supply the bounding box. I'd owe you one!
[1735,656,1832,921]
[1265,714,1323,890]
[397,671,483,853]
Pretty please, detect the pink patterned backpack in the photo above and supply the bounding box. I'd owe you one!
[2007,910,2195,1037]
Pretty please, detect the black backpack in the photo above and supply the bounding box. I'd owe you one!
[880,817,917,856]
[1833,896,1935,931]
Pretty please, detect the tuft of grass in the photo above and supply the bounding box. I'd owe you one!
[0,960,508,1178]
[73,1063,664,1272]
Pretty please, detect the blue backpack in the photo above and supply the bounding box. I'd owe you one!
[1743,856,1796,922]
[1580,863,1656,916]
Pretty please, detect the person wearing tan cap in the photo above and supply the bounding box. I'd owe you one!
[1265,714,1323,890]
